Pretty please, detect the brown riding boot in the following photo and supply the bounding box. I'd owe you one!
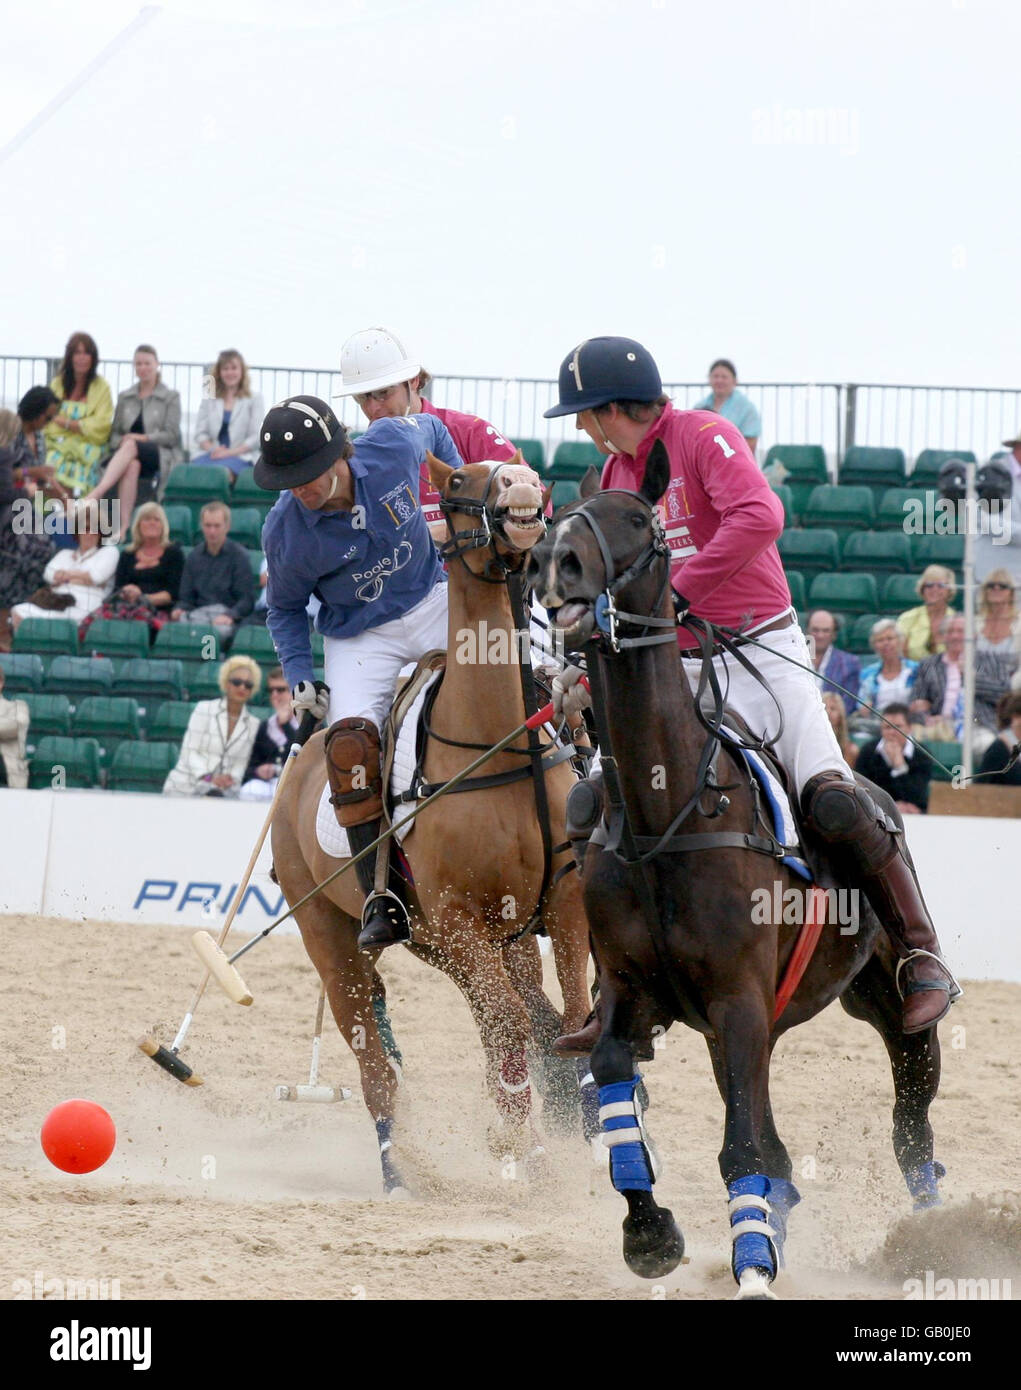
[801,773,961,1034]
[325,718,410,954]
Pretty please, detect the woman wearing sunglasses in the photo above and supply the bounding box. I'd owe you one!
[976,568,1021,666]
[162,655,261,797]
[239,666,299,801]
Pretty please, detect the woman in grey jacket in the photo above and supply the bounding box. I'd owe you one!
[191,349,264,477]
[84,345,182,536]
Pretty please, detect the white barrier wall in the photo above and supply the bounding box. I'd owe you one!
[0,788,1018,979]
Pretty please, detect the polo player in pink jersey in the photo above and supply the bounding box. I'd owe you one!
[546,336,960,1039]
[333,327,517,534]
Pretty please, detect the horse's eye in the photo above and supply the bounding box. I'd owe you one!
[631,512,646,528]
[449,475,463,489]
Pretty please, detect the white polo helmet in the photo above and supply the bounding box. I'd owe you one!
[332,326,420,398]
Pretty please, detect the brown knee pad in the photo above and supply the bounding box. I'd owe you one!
[801,772,899,874]
[325,718,383,826]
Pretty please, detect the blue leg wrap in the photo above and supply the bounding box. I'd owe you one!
[728,1175,778,1281]
[375,1117,401,1190]
[577,1059,600,1143]
[372,994,403,1068]
[599,1076,654,1193]
[764,1178,801,1268]
[906,1159,945,1211]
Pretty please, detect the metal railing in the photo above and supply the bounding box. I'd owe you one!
[3,354,1018,468]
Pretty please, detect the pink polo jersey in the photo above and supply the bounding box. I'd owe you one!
[418,398,516,525]
[600,405,791,648]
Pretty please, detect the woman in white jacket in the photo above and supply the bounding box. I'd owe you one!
[162,654,260,797]
[192,349,264,478]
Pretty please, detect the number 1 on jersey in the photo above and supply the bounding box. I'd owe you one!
[713,433,736,459]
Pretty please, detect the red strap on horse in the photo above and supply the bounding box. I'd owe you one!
[773,887,828,1022]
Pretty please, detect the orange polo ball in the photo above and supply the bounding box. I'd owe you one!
[41,1100,116,1174]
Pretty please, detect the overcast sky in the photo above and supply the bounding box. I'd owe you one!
[2,0,1019,387]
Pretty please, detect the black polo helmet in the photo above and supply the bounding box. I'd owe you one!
[254,395,349,490]
[543,336,663,418]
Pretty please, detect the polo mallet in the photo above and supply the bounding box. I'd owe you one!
[192,680,589,989]
[138,714,317,1085]
[275,983,353,1103]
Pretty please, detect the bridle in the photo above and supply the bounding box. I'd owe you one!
[561,489,678,653]
[437,463,546,583]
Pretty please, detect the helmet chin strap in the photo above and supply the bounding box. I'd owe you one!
[595,408,624,456]
[326,469,339,500]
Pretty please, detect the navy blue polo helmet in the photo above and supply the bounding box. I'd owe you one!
[543,336,663,418]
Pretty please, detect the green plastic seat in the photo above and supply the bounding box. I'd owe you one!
[148,700,197,742]
[881,574,924,615]
[838,446,906,494]
[230,627,279,670]
[0,653,46,693]
[776,528,840,578]
[909,449,976,489]
[21,694,73,754]
[28,735,102,789]
[80,618,150,661]
[114,658,186,707]
[846,613,884,656]
[763,444,828,483]
[44,655,115,701]
[248,549,266,580]
[770,483,794,526]
[73,696,142,767]
[875,488,931,530]
[11,617,79,660]
[231,470,277,519]
[153,622,222,670]
[510,439,546,474]
[108,740,181,793]
[803,485,876,533]
[840,530,912,574]
[808,572,879,616]
[910,533,964,574]
[551,479,581,512]
[224,507,264,550]
[184,663,225,701]
[549,441,604,481]
[788,480,823,518]
[162,504,195,546]
[162,464,231,525]
[784,571,807,611]
[921,740,963,784]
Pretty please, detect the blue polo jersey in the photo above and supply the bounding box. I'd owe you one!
[263,413,463,686]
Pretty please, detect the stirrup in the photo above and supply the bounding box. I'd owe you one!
[894,949,963,1002]
[357,890,411,954]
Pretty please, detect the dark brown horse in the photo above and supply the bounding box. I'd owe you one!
[528,441,946,1297]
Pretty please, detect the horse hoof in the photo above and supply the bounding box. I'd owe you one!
[733,1267,778,1300]
[386,1185,412,1202]
[622,1208,685,1279]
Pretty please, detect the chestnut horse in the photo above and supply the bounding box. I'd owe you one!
[271,455,592,1194]
[528,440,947,1297]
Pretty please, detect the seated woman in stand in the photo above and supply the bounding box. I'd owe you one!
[191,349,264,478]
[77,502,184,646]
[84,345,182,533]
[43,332,113,496]
[239,666,299,801]
[10,500,118,632]
[162,655,261,798]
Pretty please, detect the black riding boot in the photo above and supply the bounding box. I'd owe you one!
[347,819,412,955]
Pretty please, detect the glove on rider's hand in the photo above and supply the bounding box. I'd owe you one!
[291,679,331,722]
[551,665,591,721]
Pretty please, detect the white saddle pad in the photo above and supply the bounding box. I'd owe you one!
[315,665,443,859]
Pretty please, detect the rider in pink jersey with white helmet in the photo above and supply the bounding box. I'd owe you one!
[546,335,959,1039]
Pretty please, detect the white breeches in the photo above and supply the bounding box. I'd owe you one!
[322,581,449,732]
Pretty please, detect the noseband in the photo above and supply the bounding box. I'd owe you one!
[565,491,676,652]
[439,463,546,583]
